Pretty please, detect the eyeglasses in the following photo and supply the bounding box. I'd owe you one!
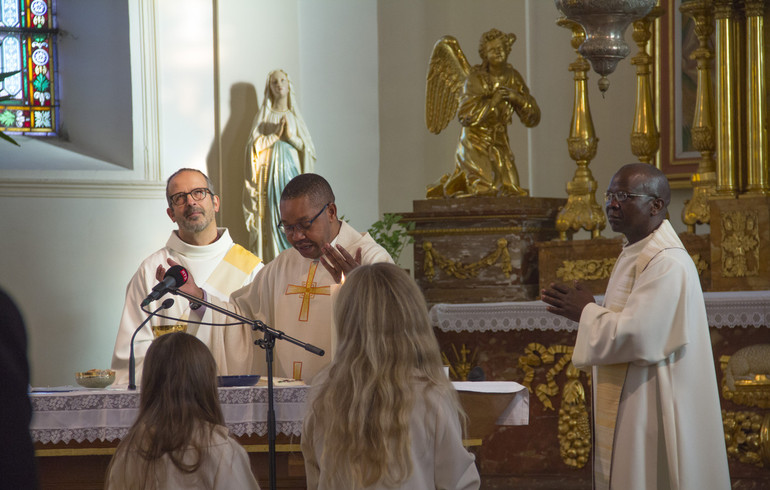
[168,187,212,206]
[604,191,657,203]
[279,203,330,235]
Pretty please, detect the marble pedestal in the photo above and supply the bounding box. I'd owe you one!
[404,197,565,306]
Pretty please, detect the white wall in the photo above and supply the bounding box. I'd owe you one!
[299,1,380,232]
[0,0,701,386]
[212,0,301,247]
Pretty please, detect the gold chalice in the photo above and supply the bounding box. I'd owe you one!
[151,323,187,338]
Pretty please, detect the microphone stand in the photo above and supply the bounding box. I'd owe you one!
[129,298,175,390]
[171,288,323,490]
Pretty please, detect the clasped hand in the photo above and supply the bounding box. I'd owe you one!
[540,281,596,323]
[276,115,291,141]
[492,86,525,108]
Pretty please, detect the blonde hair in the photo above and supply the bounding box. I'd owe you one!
[107,332,224,489]
[307,263,463,487]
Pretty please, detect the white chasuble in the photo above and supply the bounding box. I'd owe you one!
[205,221,392,383]
[112,229,263,385]
[573,220,730,490]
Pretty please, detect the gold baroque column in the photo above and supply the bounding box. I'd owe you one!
[742,0,770,196]
[681,0,719,232]
[630,6,663,164]
[713,0,741,196]
[555,19,605,240]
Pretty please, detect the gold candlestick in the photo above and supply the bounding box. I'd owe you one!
[681,0,719,232]
[630,6,664,164]
[555,18,605,240]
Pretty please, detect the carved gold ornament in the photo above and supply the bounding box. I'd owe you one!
[721,346,770,408]
[441,343,477,381]
[722,410,768,467]
[556,258,616,282]
[720,210,760,277]
[517,343,590,469]
[422,238,512,282]
[719,347,770,467]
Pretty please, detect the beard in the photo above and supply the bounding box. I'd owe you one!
[178,207,213,234]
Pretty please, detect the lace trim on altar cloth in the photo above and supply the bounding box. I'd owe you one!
[431,290,770,332]
[31,385,307,444]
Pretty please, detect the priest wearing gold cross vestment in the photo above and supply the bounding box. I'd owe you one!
[168,173,393,383]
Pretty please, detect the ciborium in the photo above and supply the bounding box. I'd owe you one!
[555,0,657,92]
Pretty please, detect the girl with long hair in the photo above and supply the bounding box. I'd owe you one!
[106,332,260,489]
[302,263,480,489]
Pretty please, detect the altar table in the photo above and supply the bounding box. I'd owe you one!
[31,383,306,445]
[31,381,527,489]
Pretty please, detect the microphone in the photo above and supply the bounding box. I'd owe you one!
[129,298,175,390]
[140,265,188,307]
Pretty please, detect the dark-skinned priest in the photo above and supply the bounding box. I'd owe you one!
[541,163,730,490]
[161,173,393,383]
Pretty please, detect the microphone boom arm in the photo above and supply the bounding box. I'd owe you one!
[170,288,324,356]
[129,298,175,390]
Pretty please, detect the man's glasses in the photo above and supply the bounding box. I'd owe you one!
[279,203,330,235]
[168,188,212,206]
[604,191,657,203]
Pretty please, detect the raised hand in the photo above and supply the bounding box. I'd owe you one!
[319,244,362,284]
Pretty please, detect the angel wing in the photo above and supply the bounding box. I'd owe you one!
[425,36,471,134]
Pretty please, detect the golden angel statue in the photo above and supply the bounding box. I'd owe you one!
[426,28,540,198]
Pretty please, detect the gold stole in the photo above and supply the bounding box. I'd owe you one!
[593,364,628,490]
[593,220,682,489]
[206,244,262,294]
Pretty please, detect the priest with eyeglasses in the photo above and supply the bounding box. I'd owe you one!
[541,163,730,490]
[161,173,393,384]
[111,168,263,386]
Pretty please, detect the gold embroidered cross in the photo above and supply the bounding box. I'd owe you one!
[285,261,330,321]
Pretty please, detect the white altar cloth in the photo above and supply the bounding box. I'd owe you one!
[30,384,307,444]
[30,381,528,445]
[454,381,529,425]
[430,290,770,333]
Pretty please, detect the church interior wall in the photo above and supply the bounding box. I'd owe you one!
[210,0,300,248]
[1,0,700,386]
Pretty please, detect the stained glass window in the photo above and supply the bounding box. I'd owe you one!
[0,0,58,136]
